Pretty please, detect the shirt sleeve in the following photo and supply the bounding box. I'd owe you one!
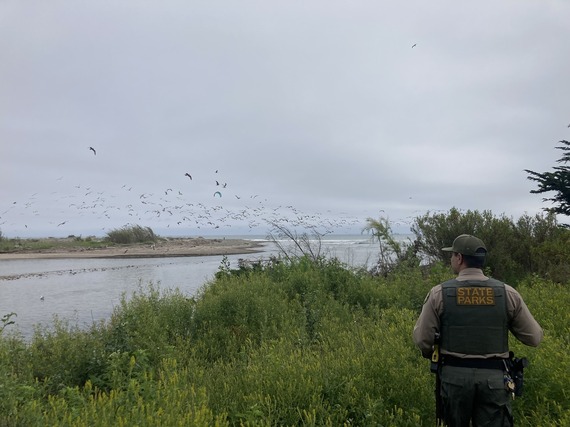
[505,285,543,347]
[412,286,442,358]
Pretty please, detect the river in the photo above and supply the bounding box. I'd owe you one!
[0,234,410,340]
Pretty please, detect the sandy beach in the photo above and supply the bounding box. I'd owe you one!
[0,237,267,260]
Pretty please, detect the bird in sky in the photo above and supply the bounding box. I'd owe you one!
[412,43,417,48]
[89,147,96,155]
[185,173,192,180]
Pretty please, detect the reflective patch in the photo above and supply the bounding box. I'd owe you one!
[456,287,495,305]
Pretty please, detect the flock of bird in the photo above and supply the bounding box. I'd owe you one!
[1,146,363,237]
[3,43,426,238]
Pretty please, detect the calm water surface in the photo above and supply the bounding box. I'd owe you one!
[0,235,405,340]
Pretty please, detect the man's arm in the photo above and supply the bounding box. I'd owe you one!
[506,285,543,347]
[413,287,441,358]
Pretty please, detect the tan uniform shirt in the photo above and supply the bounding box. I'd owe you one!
[412,268,543,358]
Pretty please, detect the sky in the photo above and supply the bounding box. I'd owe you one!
[1,0,569,238]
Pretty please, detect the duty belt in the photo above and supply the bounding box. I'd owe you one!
[442,356,507,370]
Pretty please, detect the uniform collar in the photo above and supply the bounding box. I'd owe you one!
[457,268,488,281]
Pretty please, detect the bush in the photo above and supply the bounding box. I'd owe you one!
[410,208,569,284]
[191,272,304,362]
[530,232,570,284]
[103,285,195,370]
[105,224,157,244]
[28,319,109,395]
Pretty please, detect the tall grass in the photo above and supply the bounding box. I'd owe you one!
[0,257,568,426]
[105,224,157,244]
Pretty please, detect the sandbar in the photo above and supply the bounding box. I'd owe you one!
[0,237,267,260]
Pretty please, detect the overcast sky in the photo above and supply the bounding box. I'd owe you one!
[1,0,569,238]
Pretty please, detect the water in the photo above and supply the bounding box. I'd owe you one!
[0,234,411,340]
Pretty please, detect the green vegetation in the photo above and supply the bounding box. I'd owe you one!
[410,208,569,284]
[105,224,158,244]
[0,213,569,426]
[362,216,420,277]
[0,224,158,253]
[0,235,110,253]
[525,139,570,218]
[0,312,16,334]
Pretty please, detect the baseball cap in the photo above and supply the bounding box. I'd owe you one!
[442,234,487,256]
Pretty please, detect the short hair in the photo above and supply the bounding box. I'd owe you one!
[458,248,486,269]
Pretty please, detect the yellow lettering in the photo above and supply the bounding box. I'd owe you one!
[456,288,496,305]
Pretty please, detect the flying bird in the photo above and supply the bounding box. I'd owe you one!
[89,147,96,155]
[411,43,417,48]
[185,173,192,180]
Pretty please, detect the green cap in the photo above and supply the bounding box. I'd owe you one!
[442,234,487,256]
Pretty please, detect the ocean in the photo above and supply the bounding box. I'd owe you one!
[0,233,413,340]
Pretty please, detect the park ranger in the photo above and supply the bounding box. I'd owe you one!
[413,234,543,426]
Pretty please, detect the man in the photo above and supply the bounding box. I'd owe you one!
[413,234,543,427]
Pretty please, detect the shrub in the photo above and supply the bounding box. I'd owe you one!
[191,273,304,362]
[530,232,570,284]
[267,222,328,263]
[103,285,195,367]
[105,224,157,244]
[410,208,569,283]
[28,318,109,395]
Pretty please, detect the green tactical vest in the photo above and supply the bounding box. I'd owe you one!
[440,278,509,355]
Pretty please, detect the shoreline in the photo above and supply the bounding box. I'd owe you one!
[0,237,268,260]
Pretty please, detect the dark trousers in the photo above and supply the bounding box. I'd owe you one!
[440,365,513,427]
